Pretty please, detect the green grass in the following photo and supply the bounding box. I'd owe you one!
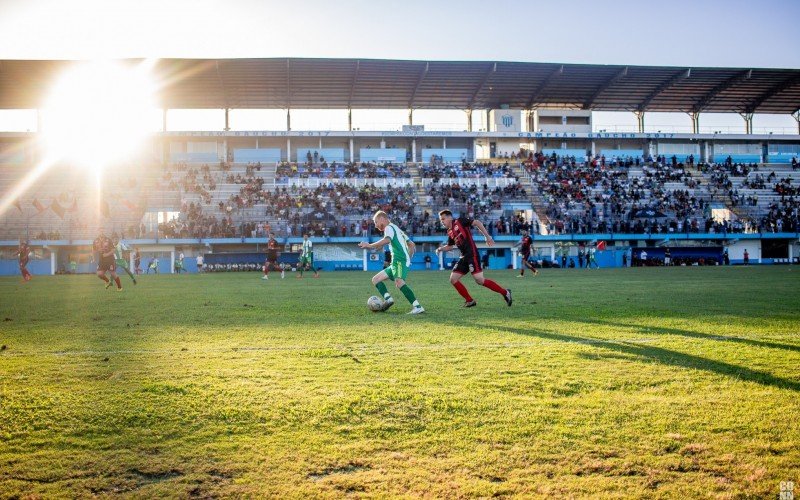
[1,267,799,498]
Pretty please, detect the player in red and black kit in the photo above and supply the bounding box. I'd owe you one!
[17,239,32,282]
[515,230,539,277]
[436,210,512,307]
[262,233,283,279]
[95,233,122,291]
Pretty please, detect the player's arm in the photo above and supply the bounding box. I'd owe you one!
[471,219,495,246]
[436,244,455,254]
[407,240,416,258]
[358,236,390,250]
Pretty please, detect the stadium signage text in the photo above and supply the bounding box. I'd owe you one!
[162,131,677,139]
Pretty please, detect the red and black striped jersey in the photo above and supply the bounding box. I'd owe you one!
[447,216,478,256]
[520,236,533,253]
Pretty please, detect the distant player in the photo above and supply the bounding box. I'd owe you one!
[436,210,512,307]
[17,239,32,282]
[515,230,538,277]
[196,253,204,273]
[147,257,159,274]
[92,230,107,266]
[174,252,186,274]
[96,234,122,291]
[113,237,137,284]
[262,233,284,279]
[133,247,142,275]
[587,246,599,269]
[297,234,319,278]
[358,211,424,314]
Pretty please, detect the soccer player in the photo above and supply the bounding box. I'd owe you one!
[133,247,142,275]
[262,233,284,279]
[297,234,319,278]
[92,230,107,266]
[358,211,424,314]
[515,230,538,277]
[435,210,512,307]
[587,246,599,269]
[174,252,186,274]
[96,234,122,291]
[17,239,32,282]
[147,257,159,274]
[112,237,137,284]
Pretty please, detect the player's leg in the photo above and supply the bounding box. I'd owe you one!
[311,254,319,277]
[393,262,423,313]
[472,271,513,306]
[262,260,270,279]
[118,260,136,282]
[372,269,395,310]
[97,266,110,284]
[110,269,122,290]
[449,269,475,306]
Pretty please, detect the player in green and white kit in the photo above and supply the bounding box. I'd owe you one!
[359,211,424,314]
[297,234,319,278]
[112,237,137,284]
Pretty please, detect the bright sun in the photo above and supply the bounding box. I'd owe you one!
[41,61,157,171]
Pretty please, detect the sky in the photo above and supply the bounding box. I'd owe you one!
[0,0,798,132]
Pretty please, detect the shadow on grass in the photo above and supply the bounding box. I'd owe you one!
[577,317,800,354]
[480,323,800,392]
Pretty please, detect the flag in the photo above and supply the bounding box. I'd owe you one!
[32,198,46,213]
[13,199,22,213]
[596,241,607,251]
[50,200,65,219]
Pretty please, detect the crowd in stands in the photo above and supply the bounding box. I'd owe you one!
[276,161,410,179]
[420,160,518,179]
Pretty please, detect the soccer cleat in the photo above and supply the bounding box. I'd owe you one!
[116,287,123,292]
[262,275,269,280]
[105,281,112,289]
[381,298,395,312]
[408,306,425,315]
[504,289,513,307]
[463,300,477,308]
[516,274,525,278]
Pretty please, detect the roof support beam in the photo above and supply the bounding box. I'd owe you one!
[637,68,691,112]
[633,110,644,133]
[285,58,292,109]
[467,62,497,109]
[691,69,752,113]
[583,66,627,109]
[527,65,563,109]
[214,60,229,111]
[744,73,800,113]
[408,62,429,108]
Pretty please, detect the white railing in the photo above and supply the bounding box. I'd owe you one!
[274,177,414,189]
[421,177,518,188]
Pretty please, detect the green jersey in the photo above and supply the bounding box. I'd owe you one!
[114,242,126,260]
[383,223,412,266]
[301,239,312,258]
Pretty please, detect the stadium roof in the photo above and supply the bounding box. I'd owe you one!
[1,58,799,114]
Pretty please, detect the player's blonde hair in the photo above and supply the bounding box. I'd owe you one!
[372,210,389,223]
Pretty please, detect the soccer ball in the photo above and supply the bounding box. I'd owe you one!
[367,296,384,312]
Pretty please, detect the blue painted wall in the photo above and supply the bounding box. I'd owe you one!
[233,148,281,163]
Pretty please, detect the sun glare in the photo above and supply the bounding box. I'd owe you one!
[41,61,157,172]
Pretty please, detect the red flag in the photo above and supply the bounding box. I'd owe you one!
[32,198,46,213]
[596,241,607,251]
[50,199,65,219]
[13,199,22,213]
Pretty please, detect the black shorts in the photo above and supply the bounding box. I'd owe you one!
[266,253,278,263]
[521,252,532,262]
[19,259,28,268]
[98,257,116,272]
[453,254,482,275]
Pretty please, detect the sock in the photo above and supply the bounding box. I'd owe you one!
[376,281,391,300]
[98,274,109,283]
[399,284,417,306]
[452,281,473,302]
[115,277,121,288]
[124,267,135,280]
[482,279,507,296]
[520,268,524,275]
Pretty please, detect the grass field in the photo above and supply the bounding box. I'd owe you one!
[1,267,799,498]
